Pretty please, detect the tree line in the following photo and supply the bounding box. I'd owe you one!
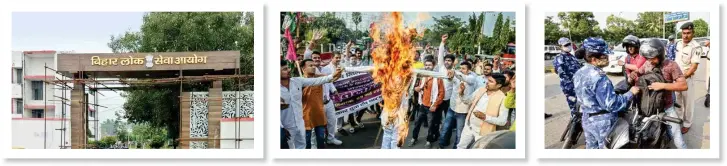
[281,12,515,56]
[545,12,709,45]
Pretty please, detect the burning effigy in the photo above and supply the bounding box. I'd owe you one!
[345,12,449,148]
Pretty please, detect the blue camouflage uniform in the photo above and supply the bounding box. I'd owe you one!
[553,52,581,114]
[553,38,582,114]
[573,38,634,149]
[666,43,677,61]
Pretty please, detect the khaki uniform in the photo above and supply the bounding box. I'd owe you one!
[675,40,703,128]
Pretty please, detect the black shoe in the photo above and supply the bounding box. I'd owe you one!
[704,94,710,107]
[545,113,553,119]
[338,128,349,136]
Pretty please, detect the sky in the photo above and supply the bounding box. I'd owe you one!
[13,12,147,122]
[305,12,516,37]
[545,12,710,31]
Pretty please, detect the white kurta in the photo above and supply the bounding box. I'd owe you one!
[280,75,333,149]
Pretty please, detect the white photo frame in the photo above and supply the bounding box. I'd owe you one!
[529,1,720,159]
[3,0,264,159]
[267,0,526,159]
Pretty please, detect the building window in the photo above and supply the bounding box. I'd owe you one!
[15,69,23,84]
[31,81,43,100]
[31,109,44,118]
[15,99,23,114]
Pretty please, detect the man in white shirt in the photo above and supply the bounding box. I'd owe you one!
[435,35,454,127]
[456,73,509,149]
[340,41,368,131]
[280,59,342,149]
[674,22,703,134]
[320,53,343,145]
[439,61,478,149]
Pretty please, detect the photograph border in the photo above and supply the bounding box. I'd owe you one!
[529,1,720,159]
[267,0,526,159]
[2,0,265,159]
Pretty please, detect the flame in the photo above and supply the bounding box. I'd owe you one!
[370,12,419,147]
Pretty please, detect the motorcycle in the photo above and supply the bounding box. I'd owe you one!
[560,103,582,149]
[560,64,682,149]
[606,69,683,149]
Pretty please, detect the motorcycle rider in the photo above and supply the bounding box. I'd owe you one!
[553,37,582,117]
[617,35,646,80]
[573,37,640,149]
[628,38,689,149]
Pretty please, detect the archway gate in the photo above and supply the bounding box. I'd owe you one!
[45,50,251,149]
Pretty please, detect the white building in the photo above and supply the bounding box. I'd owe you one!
[11,50,99,149]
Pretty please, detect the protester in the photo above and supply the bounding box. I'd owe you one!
[434,34,455,147]
[342,41,367,131]
[321,52,343,146]
[300,60,329,149]
[280,59,342,149]
[553,37,582,117]
[505,74,516,131]
[439,61,479,149]
[675,22,703,134]
[502,70,516,129]
[573,37,639,149]
[628,38,689,149]
[456,73,509,149]
[410,58,446,148]
[492,55,504,73]
[342,62,452,149]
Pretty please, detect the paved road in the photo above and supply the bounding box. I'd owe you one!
[545,60,554,68]
[326,111,460,149]
[543,58,711,149]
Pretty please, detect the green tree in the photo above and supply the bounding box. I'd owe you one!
[635,12,664,38]
[544,16,563,45]
[498,18,512,53]
[99,136,118,149]
[131,123,169,149]
[604,14,636,43]
[557,12,600,43]
[693,19,709,37]
[100,119,117,137]
[489,13,504,54]
[108,12,253,149]
[351,12,362,32]
[429,15,466,45]
[309,12,350,45]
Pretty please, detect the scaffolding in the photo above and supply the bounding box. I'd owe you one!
[41,63,254,149]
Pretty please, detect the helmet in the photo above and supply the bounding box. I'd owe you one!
[583,37,608,55]
[622,35,640,48]
[668,35,675,40]
[557,37,572,46]
[639,38,666,60]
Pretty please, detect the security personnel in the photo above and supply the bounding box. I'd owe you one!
[666,35,677,61]
[675,22,703,134]
[552,37,582,115]
[573,37,640,149]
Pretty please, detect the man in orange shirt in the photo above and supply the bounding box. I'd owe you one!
[409,58,446,148]
[301,57,328,149]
